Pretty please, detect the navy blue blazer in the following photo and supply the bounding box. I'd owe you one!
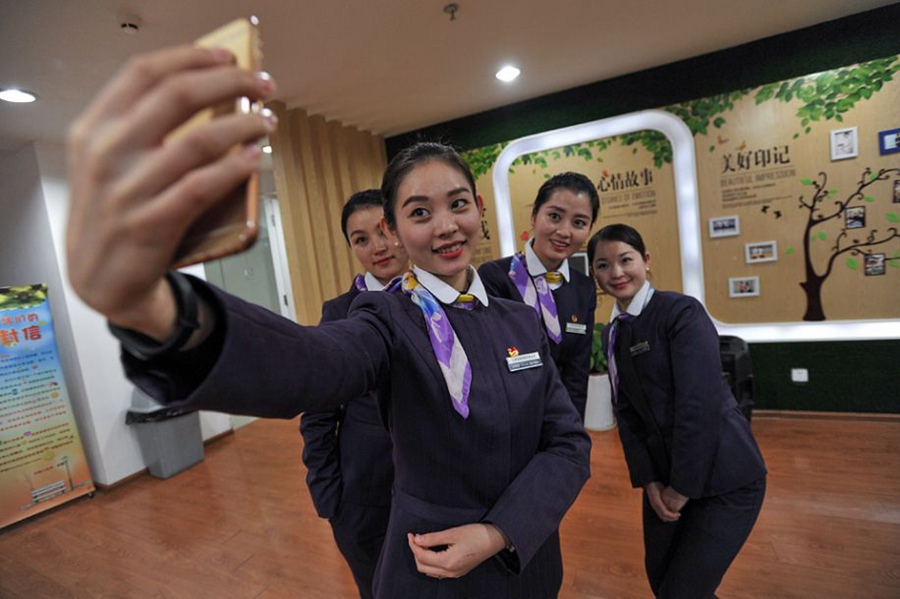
[478,257,596,420]
[124,277,591,599]
[602,291,766,498]
[300,282,394,519]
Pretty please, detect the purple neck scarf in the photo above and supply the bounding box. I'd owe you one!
[401,271,472,419]
[509,253,562,343]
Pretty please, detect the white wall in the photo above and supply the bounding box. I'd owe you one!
[0,143,231,486]
[0,144,102,479]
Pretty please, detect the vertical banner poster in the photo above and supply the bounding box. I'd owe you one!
[0,284,94,529]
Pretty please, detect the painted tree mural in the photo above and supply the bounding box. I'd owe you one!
[458,55,900,324]
[461,56,898,178]
[789,167,900,321]
[757,58,900,138]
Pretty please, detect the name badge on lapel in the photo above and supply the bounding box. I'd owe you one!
[629,341,650,356]
[565,322,587,335]
[505,347,542,372]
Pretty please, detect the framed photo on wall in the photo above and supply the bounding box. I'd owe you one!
[745,241,778,264]
[865,253,886,276]
[830,126,858,161]
[709,215,740,238]
[729,276,760,298]
[878,128,900,155]
[846,206,866,229]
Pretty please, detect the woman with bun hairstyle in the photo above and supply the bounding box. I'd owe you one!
[588,223,766,599]
[300,189,408,599]
[65,44,590,599]
[479,172,599,420]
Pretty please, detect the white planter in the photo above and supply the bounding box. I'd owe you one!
[584,373,616,431]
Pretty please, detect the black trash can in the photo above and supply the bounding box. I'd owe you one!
[125,389,204,479]
[719,335,754,422]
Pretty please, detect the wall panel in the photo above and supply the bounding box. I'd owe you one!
[385,5,900,414]
[268,102,387,324]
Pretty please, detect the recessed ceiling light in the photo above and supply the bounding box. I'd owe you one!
[495,66,521,83]
[0,88,38,103]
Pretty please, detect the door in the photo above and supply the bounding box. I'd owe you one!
[203,194,296,428]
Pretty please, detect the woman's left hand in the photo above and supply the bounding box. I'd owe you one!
[407,523,508,579]
[65,44,277,337]
[645,482,680,522]
[662,486,689,513]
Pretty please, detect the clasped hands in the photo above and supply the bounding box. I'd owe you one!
[644,481,689,522]
[407,522,509,580]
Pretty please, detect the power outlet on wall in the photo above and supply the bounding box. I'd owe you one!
[791,368,809,383]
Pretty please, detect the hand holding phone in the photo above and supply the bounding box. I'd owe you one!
[66,19,275,339]
[169,17,265,268]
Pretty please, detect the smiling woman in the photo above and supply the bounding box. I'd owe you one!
[383,157,483,291]
[588,222,766,598]
[479,172,600,421]
[299,188,408,599]
[63,40,590,598]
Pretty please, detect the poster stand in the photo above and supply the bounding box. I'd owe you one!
[0,283,95,530]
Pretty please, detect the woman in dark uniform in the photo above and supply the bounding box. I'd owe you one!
[588,223,766,599]
[479,172,598,420]
[300,189,407,599]
[64,45,591,599]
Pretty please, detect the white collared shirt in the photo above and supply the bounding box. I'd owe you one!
[610,280,653,321]
[364,271,391,292]
[412,265,490,307]
[525,240,569,290]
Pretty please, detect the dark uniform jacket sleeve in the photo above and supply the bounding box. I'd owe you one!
[662,296,765,497]
[121,276,388,418]
[602,324,659,487]
[605,292,766,498]
[481,335,591,571]
[121,276,593,593]
[298,288,357,519]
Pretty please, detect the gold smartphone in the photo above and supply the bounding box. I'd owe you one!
[168,17,264,268]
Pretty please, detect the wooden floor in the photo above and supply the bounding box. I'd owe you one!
[1,415,898,598]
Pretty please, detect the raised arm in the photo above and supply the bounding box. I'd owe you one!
[66,45,277,341]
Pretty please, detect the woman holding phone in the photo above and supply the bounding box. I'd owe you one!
[66,45,590,599]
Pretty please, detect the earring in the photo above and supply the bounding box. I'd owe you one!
[646,267,650,272]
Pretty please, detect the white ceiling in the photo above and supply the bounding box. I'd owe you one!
[0,0,894,153]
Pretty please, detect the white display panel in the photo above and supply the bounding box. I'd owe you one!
[491,110,899,342]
